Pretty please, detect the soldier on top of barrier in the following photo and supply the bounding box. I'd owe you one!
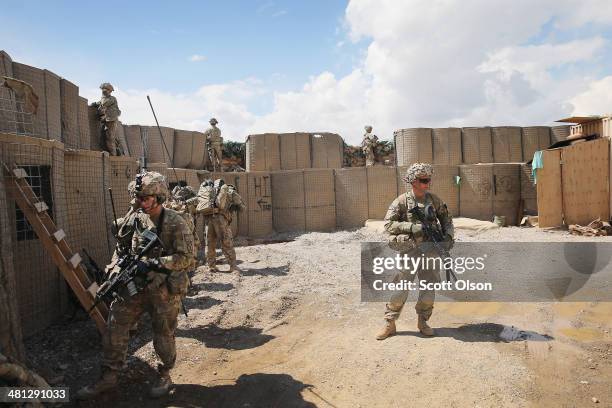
[362,125,378,166]
[76,171,194,400]
[204,118,223,171]
[91,82,122,156]
[376,163,454,340]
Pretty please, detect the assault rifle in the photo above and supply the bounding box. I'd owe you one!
[408,205,457,282]
[88,228,162,312]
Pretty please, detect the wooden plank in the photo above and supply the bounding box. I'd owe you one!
[562,138,610,225]
[537,149,563,227]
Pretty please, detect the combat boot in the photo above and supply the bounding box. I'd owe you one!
[75,369,118,400]
[375,320,396,340]
[149,365,173,398]
[417,316,434,336]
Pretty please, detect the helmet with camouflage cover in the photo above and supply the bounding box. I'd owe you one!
[134,171,169,204]
[100,82,114,92]
[403,162,433,184]
[364,125,373,132]
[209,117,218,125]
[173,185,197,202]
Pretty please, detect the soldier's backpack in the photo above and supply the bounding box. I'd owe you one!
[216,184,246,213]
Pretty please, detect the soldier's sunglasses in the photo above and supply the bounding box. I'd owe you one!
[418,178,431,184]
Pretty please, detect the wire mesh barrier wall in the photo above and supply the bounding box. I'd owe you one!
[394,128,434,167]
[461,127,493,164]
[522,126,551,163]
[432,127,462,165]
[190,131,207,169]
[0,134,68,336]
[492,126,523,163]
[551,125,570,143]
[44,70,62,141]
[60,79,79,148]
[173,129,193,168]
[77,96,91,150]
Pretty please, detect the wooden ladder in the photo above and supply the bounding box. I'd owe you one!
[2,162,108,334]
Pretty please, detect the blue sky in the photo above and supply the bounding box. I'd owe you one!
[3,1,612,143]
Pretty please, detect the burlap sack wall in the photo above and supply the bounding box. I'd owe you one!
[367,166,398,219]
[142,125,174,165]
[64,151,113,269]
[109,156,139,216]
[279,133,311,170]
[462,127,493,164]
[394,128,433,166]
[247,172,273,237]
[492,163,521,226]
[459,164,494,221]
[303,169,336,231]
[77,97,91,151]
[124,125,143,158]
[492,126,522,162]
[311,133,343,169]
[189,131,207,169]
[521,126,550,162]
[335,167,368,228]
[551,125,570,143]
[272,170,306,232]
[12,63,47,139]
[520,163,537,215]
[0,51,16,134]
[88,105,102,150]
[60,79,79,149]
[173,129,193,168]
[43,70,62,141]
[397,165,459,216]
[432,128,462,165]
[0,134,68,336]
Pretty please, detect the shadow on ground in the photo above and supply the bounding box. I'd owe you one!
[397,323,554,342]
[176,324,275,350]
[240,264,289,277]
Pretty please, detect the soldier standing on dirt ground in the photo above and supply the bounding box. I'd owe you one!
[204,117,223,171]
[92,82,122,156]
[76,171,194,400]
[197,178,246,273]
[376,163,454,340]
[362,125,378,166]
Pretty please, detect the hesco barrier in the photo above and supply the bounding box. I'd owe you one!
[88,105,101,150]
[44,70,62,141]
[432,128,462,165]
[189,131,207,169]
[60,79,79,149]
[272,170,305,232]
[397,165,460,216]
[246,133,343,171]
[334,167,369,228]
[522,126,550,163]
[459,163,521,225]
[109,156,139,214]
[492,126,523,163]
[77,97,91,151]
[551,125,570,142]
[520,163,537,215]
[0,51,16,135]
[462,127,493,164]
[303,169,335,231]
[173,129,193,168]
[367,166,398,219]
[124,125,143,158]
[394,128,433,167]
[12,63,48,139]
[116,121,129,155]
[143,125,174,165]
[247,172,273,237]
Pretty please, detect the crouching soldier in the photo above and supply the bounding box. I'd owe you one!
[76,171,194,400]
[376,163,454,340]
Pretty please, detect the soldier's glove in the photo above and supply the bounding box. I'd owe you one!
[397,222,413,234]
[410,223,423,237]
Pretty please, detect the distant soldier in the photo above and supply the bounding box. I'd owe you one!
[166,185,202,267]
[197,178,245,272]
[92,83,122,156]
[376,163,454,340]
[204,118,223,171]
[362,125,378,166]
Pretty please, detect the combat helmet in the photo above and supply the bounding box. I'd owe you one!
[134,171,169,204]
[209,117,218,125]
[100,82,114,92]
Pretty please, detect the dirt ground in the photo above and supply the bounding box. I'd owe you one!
[26,226,612,407]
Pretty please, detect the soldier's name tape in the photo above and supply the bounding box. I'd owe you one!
[372,279,492,292]
[0,387,69,402]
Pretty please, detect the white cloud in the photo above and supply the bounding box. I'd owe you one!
[189,54,206,62]
[271,10,287,18]
[90,1,612,145]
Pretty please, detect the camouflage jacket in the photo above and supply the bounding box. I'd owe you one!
[362,134,378,152]
[384,191,454,242]
[204,126,222,144]
[98,95,121,121]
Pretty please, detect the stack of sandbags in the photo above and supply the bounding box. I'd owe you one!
[394,128,433,166]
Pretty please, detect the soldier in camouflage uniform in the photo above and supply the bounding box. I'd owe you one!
[92,82,122,156]
[166,185,201,266]
[376,163,454,340]
[362,125,378,166]
[204,118,223,171]
[76,172,194,400]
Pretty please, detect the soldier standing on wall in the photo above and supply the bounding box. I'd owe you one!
[76,172,194,400]
[204,118,223,172]
[362,125,378,166]
[92,83,122,156]
[376,163,454,340]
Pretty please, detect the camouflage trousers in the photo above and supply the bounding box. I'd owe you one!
[206,215,236,268]
[210,142,222,170]
[384,250,441,322]
[365,151,376,166]
[102,284,181,372]
[102,120,120,156]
